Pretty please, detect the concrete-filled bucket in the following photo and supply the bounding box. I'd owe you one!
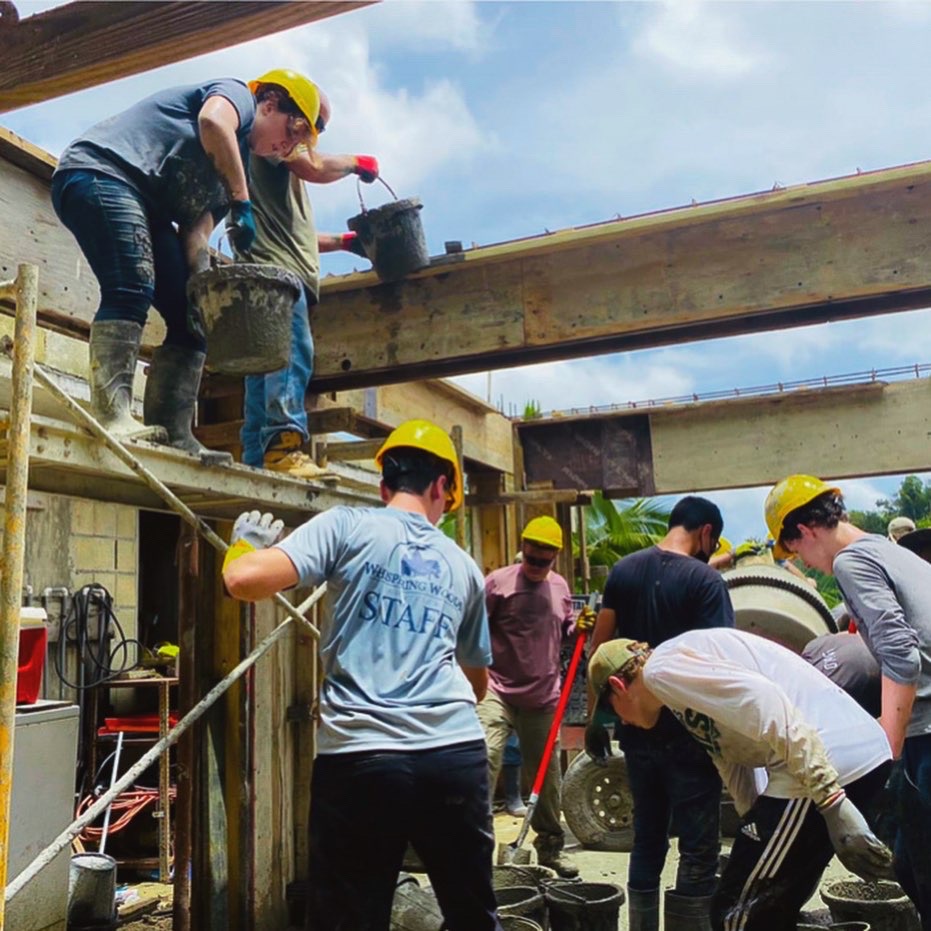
[347,178,429,282]
[544,881,624,931]
[821,880,920,931]
[500,918,544,930]
[492,864,558,890]
[67,853,117,928]
[187,262,301,375]
[390,872,445,931]
[495,885,546,927]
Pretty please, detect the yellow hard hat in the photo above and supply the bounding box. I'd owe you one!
[249,69,322,139]
[375,419,463,512]
[713,536,733,558]
[522,515,563,550]
[764,474,840,559]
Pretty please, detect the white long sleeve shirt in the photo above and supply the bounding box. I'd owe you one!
[643,629,891,813]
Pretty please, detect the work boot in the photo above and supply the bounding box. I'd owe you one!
[143,344,232,466]
[264,431,334,481]
[502,764,527,817]
[88,321,167,442]
[535,838,579,879]
[627,887,660,931]
[664,889,713,931]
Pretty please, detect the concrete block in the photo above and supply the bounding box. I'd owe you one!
[71,498,95,535]
[115,573,137,608]
[71,570,117,596]
[116,539,137,572]
[94,501,118,537]
[72,536,115,572]
[116,507,137,540]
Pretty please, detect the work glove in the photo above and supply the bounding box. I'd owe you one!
[352,155,380,184]
[821,793,895,880]
[584,720,613,767]
[222,510,284,572]
[226,199,256,252]
[339,232,369,259]
[574,605,597,633]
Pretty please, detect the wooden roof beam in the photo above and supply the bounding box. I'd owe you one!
[0,1,374,112]
[312,161,931,391]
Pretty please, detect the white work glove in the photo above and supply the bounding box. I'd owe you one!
[223,511,284,572]
[821,794,895,880]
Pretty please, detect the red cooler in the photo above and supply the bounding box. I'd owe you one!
[17,608,48,705]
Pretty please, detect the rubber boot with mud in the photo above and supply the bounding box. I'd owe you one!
[264,431,334,481]
[88,321,167,443]
[502,764,527,817]
[664,889,713,931]
[143,344,232,466]
[535,837,579,879]
[627,887,660,931]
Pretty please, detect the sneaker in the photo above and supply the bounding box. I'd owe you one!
[263,449,335,481]
[505,798,528,817]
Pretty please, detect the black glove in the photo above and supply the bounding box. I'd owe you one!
[584,721,612,767]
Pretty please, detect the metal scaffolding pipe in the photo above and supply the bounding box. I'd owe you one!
[0,263,38,929]
[3,354,321,640]
[6,580,326,902]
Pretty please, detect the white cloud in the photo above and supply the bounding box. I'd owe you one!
[360,0,486,52]
[633,0,766,80]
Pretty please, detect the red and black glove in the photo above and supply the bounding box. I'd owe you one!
[352,155,379,184]
[339,232,369,259]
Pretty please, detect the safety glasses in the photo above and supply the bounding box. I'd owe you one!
[523,553,556,569]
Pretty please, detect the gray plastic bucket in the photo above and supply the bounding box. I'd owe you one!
[347,197,429,282]
[67,853,117,928]
[390,873,444,931]
[187,263,301,375]
[495,885,546,927]
[821,880,919,931]
[492,864,558,890]
[544,881,624,931]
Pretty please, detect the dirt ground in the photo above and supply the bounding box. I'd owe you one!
[115,811,864,930]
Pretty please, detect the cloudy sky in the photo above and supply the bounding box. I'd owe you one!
[7,0,931,542]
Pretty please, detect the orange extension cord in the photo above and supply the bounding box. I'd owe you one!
[76,787,178,844]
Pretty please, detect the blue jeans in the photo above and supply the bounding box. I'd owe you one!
[306,740,501,931]
[624,733,722,895]
[240,286,313,466]
[50,169,201,350]
[896,733,931,929]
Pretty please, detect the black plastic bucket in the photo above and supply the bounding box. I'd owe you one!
[821,880,919,931]
[495,885,546,927]
[544,881,624,931]
[347,180,429,282]
[500,918,544,931]
[492,864,558,890]
[187,263,300,375]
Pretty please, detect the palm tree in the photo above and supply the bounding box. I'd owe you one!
[574,492,671,590]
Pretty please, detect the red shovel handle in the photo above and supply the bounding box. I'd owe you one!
[530,630,588,798]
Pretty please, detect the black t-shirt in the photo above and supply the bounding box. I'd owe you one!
[602,545,735,746]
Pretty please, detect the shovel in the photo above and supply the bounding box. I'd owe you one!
[497,610,593,866]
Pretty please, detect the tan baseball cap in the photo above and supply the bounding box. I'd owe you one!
[588,639,647,698]
[888,516,916,542]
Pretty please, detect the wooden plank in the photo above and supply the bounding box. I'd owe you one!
[464,488,586,507]
[310,161,931,390]
[0,1,375,112]
[320,438,383,461]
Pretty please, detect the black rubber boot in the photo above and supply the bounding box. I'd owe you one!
[502,764,527,816]
[628,887,660,931]
[664,889,713,931]
[535,836,579,879]
[88,321,167,442]
[143,344,232,466]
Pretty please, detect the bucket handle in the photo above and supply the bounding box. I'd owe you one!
[548,884,590,904]
[356,175,400,213]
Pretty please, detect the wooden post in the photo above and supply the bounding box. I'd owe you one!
[0,264,37,927]
[451,425,467,550]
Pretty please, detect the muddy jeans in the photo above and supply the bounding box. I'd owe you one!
[713,761,890,931]
[50,168,202,351]
[477,690,565,852]
[305,739,501,931]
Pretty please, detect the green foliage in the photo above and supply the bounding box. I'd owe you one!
[803,566,842,609]
[574,492,671,591]
[848,474,931,533]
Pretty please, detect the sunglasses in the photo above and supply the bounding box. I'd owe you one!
[314,114,327,135]
[523,553,556,569]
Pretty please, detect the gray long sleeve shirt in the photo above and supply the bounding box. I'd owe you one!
[833,533,931,737]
